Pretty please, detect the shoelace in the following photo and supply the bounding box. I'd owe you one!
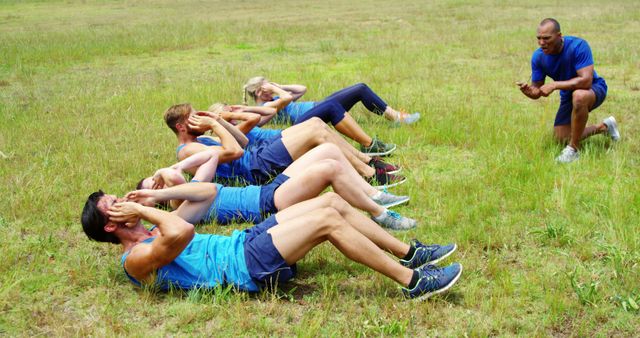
[387,210,402,220]
[420,265,444,286]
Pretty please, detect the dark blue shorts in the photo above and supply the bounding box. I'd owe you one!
[555,79,607,126]
[251,139,293,184]
[259,174,289,216]
[243,215,297,287]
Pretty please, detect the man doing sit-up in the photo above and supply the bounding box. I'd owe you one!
[81,186,462,300]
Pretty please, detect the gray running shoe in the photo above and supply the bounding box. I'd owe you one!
[361,137,396,156]
[556,145,579,163]
[603,116,620,141]
[371,192,410,208]
[372,210,417,230]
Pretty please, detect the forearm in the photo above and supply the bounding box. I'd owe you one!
[277,83,307,99]
[209,123,244,158]
[270,86,293,110]
[549,76,592,91]
[154,182,216,202]
[216,118,249,148]
[172,149,218,172]
[222,112,261,134]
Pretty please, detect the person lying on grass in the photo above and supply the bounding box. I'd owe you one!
[81,187,461,300]
[243,77,421,125]
[165,103,405,188]
[138,146,415,230]
[240,80,397,156]
[206,103,401,175]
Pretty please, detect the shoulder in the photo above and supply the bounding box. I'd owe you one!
[123,241,155,281]
[566,36,590,49]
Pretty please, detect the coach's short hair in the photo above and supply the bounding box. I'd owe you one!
[540,18,561,33]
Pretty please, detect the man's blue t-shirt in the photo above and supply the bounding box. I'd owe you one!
[531,36,604,100]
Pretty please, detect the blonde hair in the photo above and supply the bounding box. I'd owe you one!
[243,76,267,104]
[164,103,192,134]
[207,102,226,114]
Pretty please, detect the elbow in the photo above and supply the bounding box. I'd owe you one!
[228,148,244,160]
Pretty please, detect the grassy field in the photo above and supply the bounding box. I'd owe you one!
[1,0,639,335]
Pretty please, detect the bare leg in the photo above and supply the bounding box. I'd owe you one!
[275,159,385,216]
[267,206,414,286]
[554,89,607,147]
[274,193,410,258]
[281,144,379,196]
[334,113,374,147]
[281,118,374,176]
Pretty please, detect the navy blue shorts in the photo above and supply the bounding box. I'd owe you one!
[554,79,607,126]
[251,139,293,184]
[259,174,289,216]
[243,215,297,287]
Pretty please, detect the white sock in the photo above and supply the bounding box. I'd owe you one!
[371,191,383,199]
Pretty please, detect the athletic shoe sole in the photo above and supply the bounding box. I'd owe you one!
[373,176,407,190]
[412,264,463,301]
[362,144,397,157]
[379,196,410,208]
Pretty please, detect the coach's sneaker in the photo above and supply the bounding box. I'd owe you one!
[603,116,620,141]
[402,263,463,301]
[555,145,579,163]
[369,156,401,174]
[367,168,407,189]
[370,191,410,208]
[361,137,396,156]
[397,112,421,125]
[400,240,457,268]
[373,210,417,230]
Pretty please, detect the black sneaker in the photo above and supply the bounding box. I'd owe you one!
[360,137,396,156]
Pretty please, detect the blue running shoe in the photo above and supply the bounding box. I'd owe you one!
[400,240,457,268]
[402,263,463,300]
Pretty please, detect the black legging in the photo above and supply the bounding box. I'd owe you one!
[294,99,346,126]
[323,83,388,115]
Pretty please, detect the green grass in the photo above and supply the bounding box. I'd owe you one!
[1,0,639,335]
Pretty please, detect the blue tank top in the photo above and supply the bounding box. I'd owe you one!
[204,183,263,224]
[176,136,255,184]
[120,232,258,292]
[268,96,315,124]
[246,127,282,147]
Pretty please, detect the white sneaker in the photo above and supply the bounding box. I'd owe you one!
[556,145,579,163]
[602,116,620,141]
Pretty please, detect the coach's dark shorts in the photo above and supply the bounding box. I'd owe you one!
[250,139,294,184]
[554,78,607,126]
[243,215,297,287]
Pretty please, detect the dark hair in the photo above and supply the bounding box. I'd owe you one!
[540,18,561,33]
[81,190,120,244]
[136,177,146,190]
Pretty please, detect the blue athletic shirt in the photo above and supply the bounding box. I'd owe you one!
[246,127,282,147]
[531,36,605,100]
[268,96,315,124]
[204,183,263,224]
[176,136,254,184]
[120,232,259,292]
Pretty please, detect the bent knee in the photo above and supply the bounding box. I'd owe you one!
[312,207,345,233]
[572,90,594,107]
